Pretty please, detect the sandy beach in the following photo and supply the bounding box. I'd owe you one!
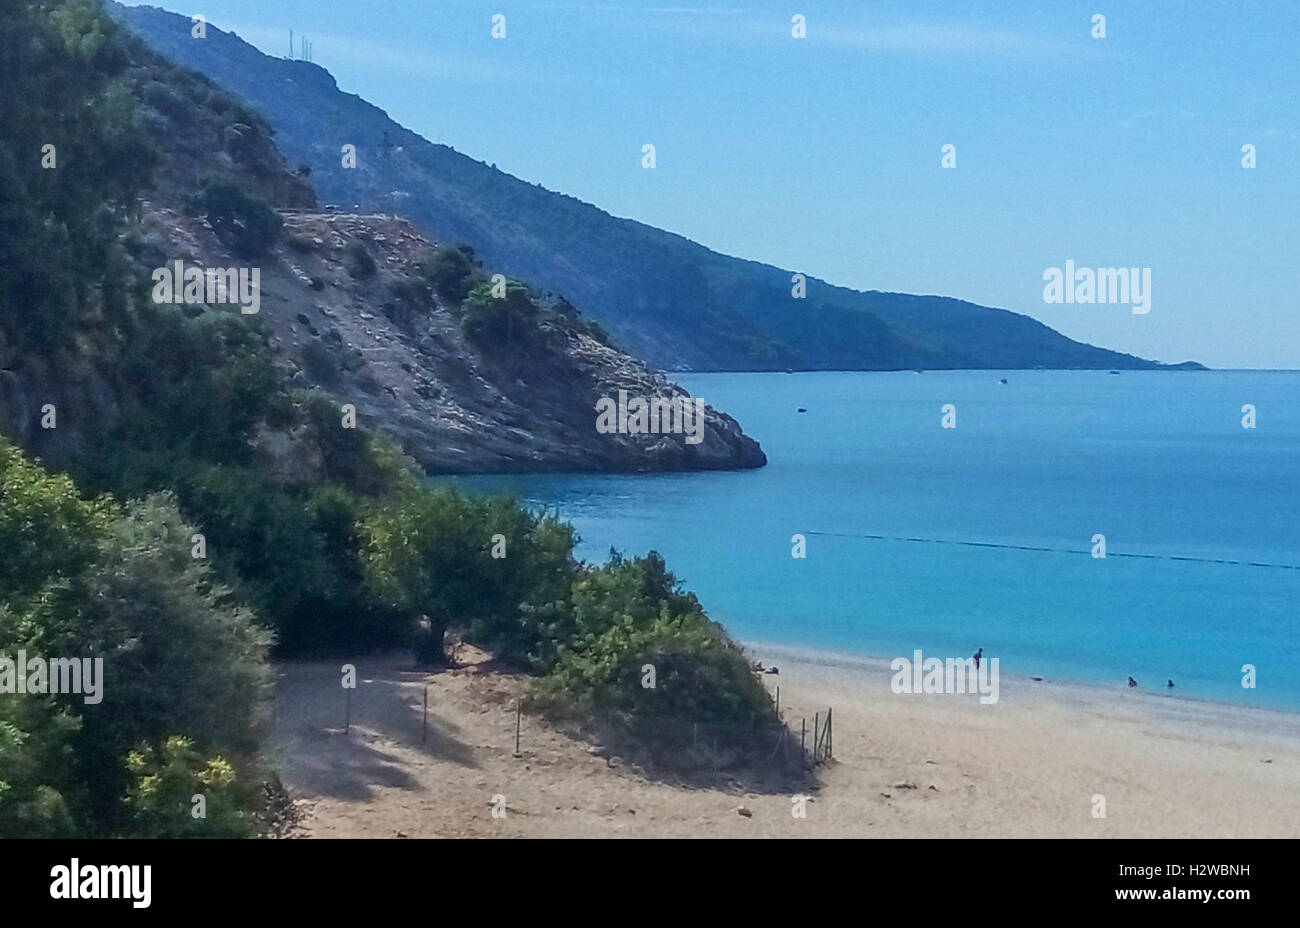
[270,645,1300,838]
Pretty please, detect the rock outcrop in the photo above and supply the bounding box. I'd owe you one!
[134,207,765,473]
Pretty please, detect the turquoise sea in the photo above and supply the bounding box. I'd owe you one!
[448,371,1300,711]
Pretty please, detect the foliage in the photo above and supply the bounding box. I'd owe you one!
[342,238,377,279]
[0,442,271,836]
[361,488,577,665]
[186,174,282,258]
[418,245,480,303]
[0,442,115,606]
[459,280,547,351]
[123,736,257,837]
[0,0,158,353]
[87,303,286,490]
[528,552,777,760]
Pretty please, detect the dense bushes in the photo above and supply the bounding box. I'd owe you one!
[342,238,377,279]
[0,442,270,837]
[186,174,282,258]
[361,487,577,664]
[358,496,777,765]
[123,737,257,838]
[0,0,158,354]
[459,279,549,351]
[528,552,776,763]
[416,246,611,351]
[82,302,287,491]
[418,244,480,303]
[171,462,409,657]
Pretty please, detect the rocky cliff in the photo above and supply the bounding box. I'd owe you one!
[0,13,764,474]
[132,206,765,473]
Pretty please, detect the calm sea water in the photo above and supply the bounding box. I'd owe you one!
[446,371,1300,711]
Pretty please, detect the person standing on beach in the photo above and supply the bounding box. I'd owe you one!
[972,647,983,671]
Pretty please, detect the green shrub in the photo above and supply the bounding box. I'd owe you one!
[123,736,257,838]
[187,174,282,258]
[0,443,271,837]
[418,245,478,303]
[286,232,316,253]
[528,553,777,766]
[63,493,271,830]
[172,465,327,649]
[459,280,546,351]
[342,239,377,279]
[105,301,283,475]
[0,441,114,605]
[300,337,339,385]
[361,487,576,665]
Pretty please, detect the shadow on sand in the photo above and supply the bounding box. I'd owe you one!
[271,660,478,802]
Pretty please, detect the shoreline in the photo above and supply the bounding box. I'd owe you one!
[743,639,1300,751]
[273,645,1300,838]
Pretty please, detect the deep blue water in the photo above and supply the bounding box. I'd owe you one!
[446,371,1300,711]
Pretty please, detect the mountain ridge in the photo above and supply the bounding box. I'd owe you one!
[111,2,1204,373]
[1,3,765,475]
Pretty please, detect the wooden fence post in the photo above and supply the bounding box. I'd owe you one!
[513,701,522,758]
[422,686,428,744]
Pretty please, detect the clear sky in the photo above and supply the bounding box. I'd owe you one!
[123,1,1300,368]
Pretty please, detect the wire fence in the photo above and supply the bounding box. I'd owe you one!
[331,675,834,777]
[542,687,835,777]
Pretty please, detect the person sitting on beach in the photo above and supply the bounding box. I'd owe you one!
[972,647,983,671]
[1128,676,1138,687]
[1167,679,1175,689]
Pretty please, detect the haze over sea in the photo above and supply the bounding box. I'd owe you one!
[449,371,1300,711]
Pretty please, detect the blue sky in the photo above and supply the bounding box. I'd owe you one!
[124,1,1299,368]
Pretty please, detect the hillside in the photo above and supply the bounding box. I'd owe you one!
[2,5,763,474]
[111,2,1201,373]
[134,205,764,473]
[0,1,780,839]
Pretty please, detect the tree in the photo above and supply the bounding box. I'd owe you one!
[361,488,495,664]
[459,280,544,351]
[0,0,158,353]
[189,174,282,258]
[0,440,113,606]
[0,441,271,836]
[418,245,478,303]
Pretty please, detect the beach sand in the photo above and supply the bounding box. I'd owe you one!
[270,645,1300,838]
